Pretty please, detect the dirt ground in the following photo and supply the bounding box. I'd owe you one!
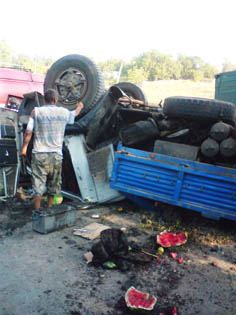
[0,195,236,315]
[141,80,215,104]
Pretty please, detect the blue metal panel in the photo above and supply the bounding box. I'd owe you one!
[110,144,236,221]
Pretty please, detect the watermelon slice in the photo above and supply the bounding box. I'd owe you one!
[157,231,187,248]
[170,252,177,259]
[125,286,157,311]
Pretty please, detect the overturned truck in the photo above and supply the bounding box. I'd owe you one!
[1,55,236,221]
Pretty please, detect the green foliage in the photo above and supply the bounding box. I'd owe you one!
[177,55,218,81]
[127,51,217,82]
[0,40,12,63]
[189,69,204,82]
[127,67,147,84]
[0,39,223,81]
[202,64,218,78]
[222,59,236,72]
[178,55,197,79]
[12,54,54,74]
[171,61,183,80]
[104,78,117,88]
[97,58,123,73]
[0,40,54,74]
[134,50,175,80]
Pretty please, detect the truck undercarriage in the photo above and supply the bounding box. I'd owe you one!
[1,54,236,221]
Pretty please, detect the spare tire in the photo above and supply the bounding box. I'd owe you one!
[163,97,236,126]
[44,54,105,117]
[114,82,148,104]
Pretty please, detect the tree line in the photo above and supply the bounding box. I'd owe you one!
[1,39,236,84]
[0,40,54,74]
[98,52,236,84]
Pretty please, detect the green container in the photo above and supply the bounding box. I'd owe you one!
[215,70,236,104]
[44,194,63,206]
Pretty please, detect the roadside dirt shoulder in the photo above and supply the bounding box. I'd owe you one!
[0,198,236,315]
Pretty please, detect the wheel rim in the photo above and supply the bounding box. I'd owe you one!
[54,67,88,105]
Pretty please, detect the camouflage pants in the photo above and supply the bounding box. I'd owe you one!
[31,153,62,197]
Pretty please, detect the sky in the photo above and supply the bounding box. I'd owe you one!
[0,0,235,70]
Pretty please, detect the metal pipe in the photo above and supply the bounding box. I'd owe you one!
[60,189,86,202]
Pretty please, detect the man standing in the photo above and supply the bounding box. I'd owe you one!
[21,89,84,210]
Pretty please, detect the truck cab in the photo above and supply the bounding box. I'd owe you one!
[0,67,44,108]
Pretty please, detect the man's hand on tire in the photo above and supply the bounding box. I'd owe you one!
[75,101,84,116]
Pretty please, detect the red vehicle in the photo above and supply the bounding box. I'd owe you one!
[0,68,45,107]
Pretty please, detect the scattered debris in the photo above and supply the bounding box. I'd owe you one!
[157,231,187,247]
[211,261,217,267]
[170,252,177,259]
[91,214,100,219]
[177,257,183,264]
[84,252,93,264]
[103,261,117,269]
[73,228,87,233]
[16,187,33,200]
[125,286,157,312]
[141,249,159,259]
[158,247,164,255]
[1,198,236,314]
[73,222,110,240]
[171,306,178,315]
[91,228,129,268]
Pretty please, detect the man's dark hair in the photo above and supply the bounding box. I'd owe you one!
[44,89,58,103]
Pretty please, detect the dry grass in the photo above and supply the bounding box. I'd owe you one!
[140,79,215,105]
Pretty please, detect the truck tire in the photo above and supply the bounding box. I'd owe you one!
[119,118,159,146]
[114,82,148,104]
[44,54,105,117]
[163,97,236,126]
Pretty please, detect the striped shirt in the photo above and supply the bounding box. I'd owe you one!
[26,105,75,156]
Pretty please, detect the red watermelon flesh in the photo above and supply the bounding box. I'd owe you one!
[157,231,187,247]
[125,286,157,311]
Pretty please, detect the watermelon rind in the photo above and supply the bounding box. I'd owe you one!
[157,231,187,248]
[125,286,157,312]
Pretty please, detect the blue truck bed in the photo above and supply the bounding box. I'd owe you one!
[110,144,236,221]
